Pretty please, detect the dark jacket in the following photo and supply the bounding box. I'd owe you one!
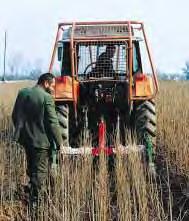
[12,85,63,149]
[91,52,115,77]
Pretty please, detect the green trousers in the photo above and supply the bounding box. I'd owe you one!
[25,147,50,202]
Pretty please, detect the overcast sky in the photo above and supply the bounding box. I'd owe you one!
[0,0,189,74]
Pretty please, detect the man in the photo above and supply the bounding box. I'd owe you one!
[90,45,116,78]
[12,73,63,210]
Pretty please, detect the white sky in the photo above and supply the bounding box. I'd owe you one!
[0,0,189,73]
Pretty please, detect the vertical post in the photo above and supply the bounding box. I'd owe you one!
[70,22,78,125]
[89,45,93,65]
[128,22,133,102]
[96,45,100,61]
[115,45,120,79]
[2,31,7,81]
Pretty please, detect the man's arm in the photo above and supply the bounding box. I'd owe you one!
[12,92,21,126]
[44,95,63,148]
[12,102,17,127]
[12,90,25,142]
[12,88,29,126]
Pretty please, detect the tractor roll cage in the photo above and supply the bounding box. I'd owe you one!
[49,21,159,101]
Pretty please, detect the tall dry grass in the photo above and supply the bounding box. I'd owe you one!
[0,81,188,220]
[0,141,167,220]
[157,81,189,176]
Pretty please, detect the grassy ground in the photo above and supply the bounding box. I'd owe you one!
[0,81,35,119]
[0,81,188,220]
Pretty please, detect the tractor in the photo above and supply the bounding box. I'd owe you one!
[49,21,159,167]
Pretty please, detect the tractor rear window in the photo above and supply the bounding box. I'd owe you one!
[133,41,142,74]
[61,42,71,76]
[75,42,128,80]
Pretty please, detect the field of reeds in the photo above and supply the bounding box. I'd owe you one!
[0,81,188,221]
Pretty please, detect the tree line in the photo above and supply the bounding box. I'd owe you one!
[158,62,189,80]
[1,54,189,81]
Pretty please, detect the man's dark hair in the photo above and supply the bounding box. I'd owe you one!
[37,73,55,85]
[106,44,116,52]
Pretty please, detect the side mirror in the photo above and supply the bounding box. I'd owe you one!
[57,42,63,61]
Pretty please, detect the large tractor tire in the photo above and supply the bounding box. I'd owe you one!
[56,104,69,146]
[133,100,156,163]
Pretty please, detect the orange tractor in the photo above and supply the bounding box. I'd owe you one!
[49,21,159,166]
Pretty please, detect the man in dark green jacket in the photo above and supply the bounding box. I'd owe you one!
[12,73,63,208]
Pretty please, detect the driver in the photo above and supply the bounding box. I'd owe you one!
[90,45,116,78]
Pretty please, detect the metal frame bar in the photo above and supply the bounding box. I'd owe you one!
[70,22,78,120]
[58,21,143,26]
[89,46,93,66]
[115,45,120,79]
[49,27,61,72]
[141,23,159,95]
[73,36,131,41]
[74,39,130,43]
[128,22,133,102]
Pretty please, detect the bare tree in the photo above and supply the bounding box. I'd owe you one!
[183,61,189,80]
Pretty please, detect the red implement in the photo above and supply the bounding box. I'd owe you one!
[92,119,114,156]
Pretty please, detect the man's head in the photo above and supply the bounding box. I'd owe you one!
[106,45,116,58]
[37,73,55,94]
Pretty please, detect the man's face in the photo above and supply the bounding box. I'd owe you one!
[107,47,116,58]
[44,78,55,94]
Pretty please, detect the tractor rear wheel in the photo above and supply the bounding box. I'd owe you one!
[133,100,156,162]
[56,104,69,146]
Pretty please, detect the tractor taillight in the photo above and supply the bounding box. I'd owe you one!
[134,73,147,81]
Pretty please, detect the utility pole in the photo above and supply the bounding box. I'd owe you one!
[2,31,7,81]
